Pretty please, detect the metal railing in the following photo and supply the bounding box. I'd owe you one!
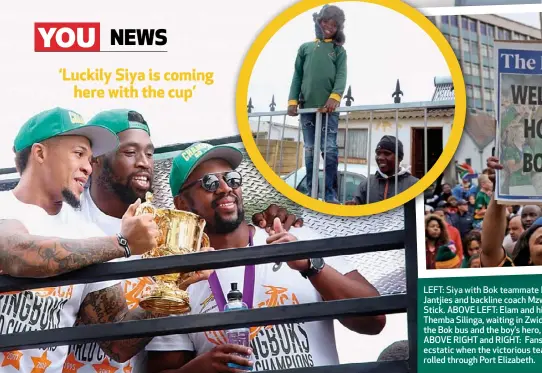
[0,200,418,373]
[249,101,455,203]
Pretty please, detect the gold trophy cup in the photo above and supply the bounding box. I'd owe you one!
[136,192,209,314]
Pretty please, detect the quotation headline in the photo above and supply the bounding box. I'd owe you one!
[59,68,215,101]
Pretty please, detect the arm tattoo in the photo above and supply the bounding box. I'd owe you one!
[78,284,156,363]
[0,219,124,278]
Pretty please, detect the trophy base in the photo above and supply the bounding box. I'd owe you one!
[139,289,191,315]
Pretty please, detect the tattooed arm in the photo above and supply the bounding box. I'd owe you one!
[0,219,124,278]
[0,202,157,278]
[78,283,159,363]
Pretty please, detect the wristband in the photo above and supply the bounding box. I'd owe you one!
[116,233,131,258]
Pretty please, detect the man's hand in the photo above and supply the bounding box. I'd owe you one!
[177,247,215,290]
[486,156,501,190]
[252,204,303,232]
[323,98,340,112]
[266,218,308,272]
[197,344,253,373]
[266,218,298,243]
[120,199,159,255]
[344,200,357,205]
[287,105,298,117]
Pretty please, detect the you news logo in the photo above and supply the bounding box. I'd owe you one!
[34,22,167,52]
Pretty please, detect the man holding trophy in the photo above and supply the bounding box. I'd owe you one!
[0,107,163,372]
[145,142,386,372]
[60,109,306,373]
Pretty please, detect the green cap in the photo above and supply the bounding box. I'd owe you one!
[170,142,243,196]
[87,109,151,135]
[13,107,118,156]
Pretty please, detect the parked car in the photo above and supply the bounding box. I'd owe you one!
[282,163,369,202]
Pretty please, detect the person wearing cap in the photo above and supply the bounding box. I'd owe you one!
[286,4,347,203]
[348,135,419,204]
[453,199,473,238]
[145,142,385,373]
[49,108,156,373]
[59,110,304,373]
[0,107,165,371]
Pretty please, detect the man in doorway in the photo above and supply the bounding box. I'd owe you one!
[145,142,386,372]
[347,135,418,204]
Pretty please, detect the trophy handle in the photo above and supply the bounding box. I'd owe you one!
[136,202,157,218]
[135,191,157,218]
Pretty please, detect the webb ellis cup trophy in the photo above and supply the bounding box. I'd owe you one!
[135,192,209,314]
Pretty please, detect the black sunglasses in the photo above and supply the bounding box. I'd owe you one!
[179,171,243,194]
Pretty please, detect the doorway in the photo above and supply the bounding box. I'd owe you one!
[411,127,443,180]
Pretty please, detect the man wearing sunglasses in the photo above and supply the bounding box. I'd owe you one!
[145,142,386,373]
[60,111,305,373]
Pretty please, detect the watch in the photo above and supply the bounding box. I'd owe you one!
[300,258,325,279]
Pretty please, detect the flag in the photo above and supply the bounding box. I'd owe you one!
[456,162,478,181]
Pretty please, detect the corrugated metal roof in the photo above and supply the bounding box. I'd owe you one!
[339,108,454,121]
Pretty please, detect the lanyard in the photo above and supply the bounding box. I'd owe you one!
[208,228,255,311]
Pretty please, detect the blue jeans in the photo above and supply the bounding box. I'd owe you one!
[300,112,339,202]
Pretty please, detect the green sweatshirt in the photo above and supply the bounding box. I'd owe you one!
[288,39,347,109]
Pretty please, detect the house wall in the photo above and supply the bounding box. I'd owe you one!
[249,120,302,141]
[338,115,454,171]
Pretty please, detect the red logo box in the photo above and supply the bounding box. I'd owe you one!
[34,23,100,52]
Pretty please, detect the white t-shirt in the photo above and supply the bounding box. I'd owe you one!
[147,226,355,371]
[0,191,118,373]
[60,188,151,373]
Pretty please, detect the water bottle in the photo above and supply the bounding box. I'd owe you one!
[225,282,254,371]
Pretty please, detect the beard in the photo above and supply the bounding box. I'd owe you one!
[212,207,245,234]
[97,157,153,204]
[62,188,81,209]
[187,193,245,234]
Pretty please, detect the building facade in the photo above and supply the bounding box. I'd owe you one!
[429,14,540,114]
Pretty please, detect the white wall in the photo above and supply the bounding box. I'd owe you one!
[339,115,454,170]
[249,120,302,141]
[454,133,495,176]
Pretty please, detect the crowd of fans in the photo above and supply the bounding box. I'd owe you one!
[424,159,540,270]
